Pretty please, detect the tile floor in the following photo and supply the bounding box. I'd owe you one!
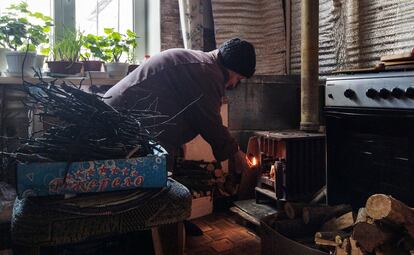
[1,212,261,255]
[185,213,261,255]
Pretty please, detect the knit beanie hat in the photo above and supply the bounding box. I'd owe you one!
[218,38,256,78]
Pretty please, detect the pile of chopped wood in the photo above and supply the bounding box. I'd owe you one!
[314,194,414,255]
[262,201,353,253]
[263,194,414,254]
[173,159,228,198]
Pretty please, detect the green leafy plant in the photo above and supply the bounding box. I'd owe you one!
[81,28,137,63]
[52,29,83,62]
[81,34,110,62]
[0,2,53,52]
[0,16,30,51]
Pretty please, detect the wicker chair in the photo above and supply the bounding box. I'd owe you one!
[11,178,191,255]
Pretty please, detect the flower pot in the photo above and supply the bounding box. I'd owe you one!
[0,48,11,75]
[33,55,47,73]
[82,60,103,72]
[105,62,129,78]
[5,51,37,77]
[47,61,83,75]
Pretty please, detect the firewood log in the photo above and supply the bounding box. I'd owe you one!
[321,211,354,231]
[303,204,352,225]
[263,211,289,227]
[336,237,367,255]
[206,163,215,172]
[355,208,372,224]
[349,237,365,255]
[366,194,414,238]
[335,238,351,255]
[374,244,407,255]
[192,191,201,198]
[335,246,347,255]
[284,202,321,219]
[314,237,337,247]
[352,208,398,253]
[214,169,223,178]
[400,235,414,251]
[353,222,396,253]
[271,218,319,238]
[314,231,350,247]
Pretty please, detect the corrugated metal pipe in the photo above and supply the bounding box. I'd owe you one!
[300,0,320,131]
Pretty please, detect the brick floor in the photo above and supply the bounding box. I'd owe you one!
[185,213,260,255]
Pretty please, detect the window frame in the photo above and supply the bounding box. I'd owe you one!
[53,0,153,62]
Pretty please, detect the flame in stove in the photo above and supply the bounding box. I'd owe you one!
[246,156,258,168]
[252,157,257,166]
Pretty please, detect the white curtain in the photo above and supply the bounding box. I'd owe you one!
[178,0,215,51]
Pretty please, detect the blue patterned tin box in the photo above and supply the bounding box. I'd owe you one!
[16,154,167,198]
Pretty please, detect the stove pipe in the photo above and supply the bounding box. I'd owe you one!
[300,0,319,131]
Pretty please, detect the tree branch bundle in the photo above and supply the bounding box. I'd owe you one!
[3,78,171,163]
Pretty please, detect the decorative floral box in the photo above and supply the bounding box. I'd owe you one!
[16,155,167,198]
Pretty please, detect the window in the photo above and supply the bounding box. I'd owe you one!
[0,0,52,17]
[75,0,134,62]
[0,0,52,54]
[1,0,155,61]
[75,0,133,36]
[70,0,148,61]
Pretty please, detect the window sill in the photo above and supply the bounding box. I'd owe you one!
[0,76,121,86]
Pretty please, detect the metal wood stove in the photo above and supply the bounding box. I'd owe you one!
[250,131,326,203]
[325,71,414,209]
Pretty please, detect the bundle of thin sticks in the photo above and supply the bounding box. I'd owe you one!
[4,77,168,163]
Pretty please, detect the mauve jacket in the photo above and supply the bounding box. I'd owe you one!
[103,48,238,162]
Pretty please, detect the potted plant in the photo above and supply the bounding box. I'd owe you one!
[0,15,37,76]
[99,28,137,78]
[80,33,107,72]
[0,46,10,76]
[0,18,10,75]
[48,29,83,75]
[0,2,52,76]
[8,2,53,73]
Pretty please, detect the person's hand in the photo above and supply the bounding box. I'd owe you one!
[233,150,250,174]
[233,149,261,199]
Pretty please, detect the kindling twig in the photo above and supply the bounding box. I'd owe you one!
[7,78,172,164]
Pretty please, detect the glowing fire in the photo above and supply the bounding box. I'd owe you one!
[252,157,257,166]
[246,156,258,168]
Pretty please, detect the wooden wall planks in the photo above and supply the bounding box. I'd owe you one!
[161,0,414,75]
[291,0,414,74]
[211,0,287,75]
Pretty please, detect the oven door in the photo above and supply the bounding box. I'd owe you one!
[325,107,414,208]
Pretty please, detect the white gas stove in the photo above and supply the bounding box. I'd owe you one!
[325,71,414,109]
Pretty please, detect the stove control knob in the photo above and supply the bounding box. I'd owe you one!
[391,87,404,98]
[406,87,414,99]
[344,89,356,99]
[379,88,391,99]
[366,88,379,99]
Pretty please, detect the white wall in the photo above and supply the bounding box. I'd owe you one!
[146,0,161,57]
[184,102,229,173]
